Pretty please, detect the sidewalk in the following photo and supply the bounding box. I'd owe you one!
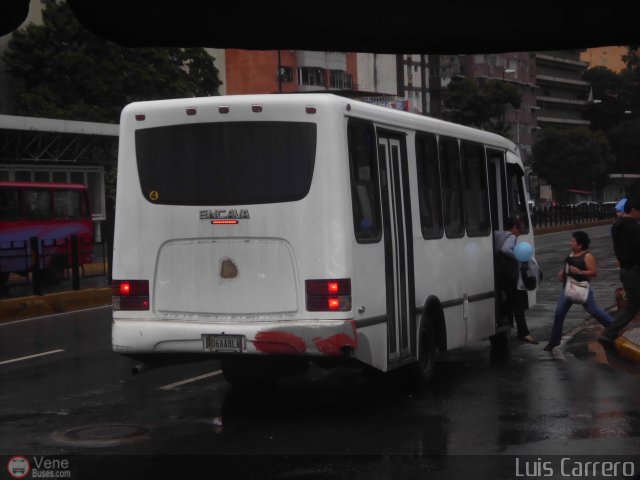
[617,325,640,363]
[1,221,638,366]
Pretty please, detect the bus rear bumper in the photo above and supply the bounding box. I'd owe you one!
[112,318,358,357]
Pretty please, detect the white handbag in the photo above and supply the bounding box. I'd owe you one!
[564,276,589,304]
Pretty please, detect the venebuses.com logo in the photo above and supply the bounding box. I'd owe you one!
[6,456,30,479]
[6,455,72,478]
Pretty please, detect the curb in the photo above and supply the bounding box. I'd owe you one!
[533,219,613,236]
[615,327,640,364]
[0,288,111,323]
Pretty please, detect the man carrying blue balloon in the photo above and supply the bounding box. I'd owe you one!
[494,217,538,344]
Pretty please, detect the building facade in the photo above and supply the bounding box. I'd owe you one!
[225,50,360,96]
[534,50,591,129]
[456,52,538,166]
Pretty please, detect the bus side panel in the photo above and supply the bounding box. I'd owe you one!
[458,234,497,342]
[351,245,388,371]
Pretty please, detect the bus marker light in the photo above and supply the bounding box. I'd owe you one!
[219,106,229,114]
[252,105,263,113]
[186,108,197,116]
[135,114,146,121]
[306,106,317,114]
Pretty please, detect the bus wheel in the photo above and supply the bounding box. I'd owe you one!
[221,356,280,390]
[407,321,436,385]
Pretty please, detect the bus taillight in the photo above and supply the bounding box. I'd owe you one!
[306,279,351,312]
[113,280,149,311]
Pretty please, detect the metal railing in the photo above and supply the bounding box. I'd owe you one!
[0,235,110,297]
[531,204,616,229]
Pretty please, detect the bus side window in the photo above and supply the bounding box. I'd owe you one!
[415,132,443,239]
[506,164,530,234]
[22,189,51,220]
[54,190,82,219]
[348,120,381,243]
[0,188,20,220]
[461,141,491,237]
[438,137,464,238]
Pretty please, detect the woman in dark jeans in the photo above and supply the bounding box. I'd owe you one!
[544,231,613,351]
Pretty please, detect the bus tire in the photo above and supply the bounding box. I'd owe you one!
[407,320,436,385]
[221,356,280,390]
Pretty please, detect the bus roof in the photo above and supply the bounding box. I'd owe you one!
[121,93,519,155]
[0,181,88,190]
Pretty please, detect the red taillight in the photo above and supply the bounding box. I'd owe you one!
[306,279,351,312]
[119,282,130,296]
[113,280,149,311]
[328,298,340,310]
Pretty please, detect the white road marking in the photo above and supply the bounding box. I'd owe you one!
[158,370,223,390]
[0,349,65,366]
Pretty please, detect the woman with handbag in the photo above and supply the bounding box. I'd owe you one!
[543,231,613,351]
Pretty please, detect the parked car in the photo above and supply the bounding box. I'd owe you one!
[569,201,599,207]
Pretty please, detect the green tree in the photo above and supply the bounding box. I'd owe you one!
[607,118,640,175]
[2,0,221,123]
[582,66,634,132]
[620,45,640,125]
[443,77,521,136]
[582,47,640,179]
[531,127,614,200]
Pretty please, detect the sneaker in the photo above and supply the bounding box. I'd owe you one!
[543,343,559,351]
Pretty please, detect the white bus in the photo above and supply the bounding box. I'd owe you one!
[111,93,535,386]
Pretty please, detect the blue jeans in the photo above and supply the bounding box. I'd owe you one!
[547,284,613,347]
[602,266,640,340]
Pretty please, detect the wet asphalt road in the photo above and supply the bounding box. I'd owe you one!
[1,225,639,479]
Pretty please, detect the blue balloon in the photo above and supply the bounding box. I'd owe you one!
[514,241,533,262]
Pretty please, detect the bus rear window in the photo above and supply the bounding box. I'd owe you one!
[135,121,317,205]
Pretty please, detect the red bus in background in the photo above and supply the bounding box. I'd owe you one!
[0,181,94,285]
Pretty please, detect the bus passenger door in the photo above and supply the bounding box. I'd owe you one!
[487,149,507,236]
[377,131,416,364]
[487,149,508,327]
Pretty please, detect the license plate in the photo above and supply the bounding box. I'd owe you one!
[203,334,244,353]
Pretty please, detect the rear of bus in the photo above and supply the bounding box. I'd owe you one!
[111,95,359,382]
